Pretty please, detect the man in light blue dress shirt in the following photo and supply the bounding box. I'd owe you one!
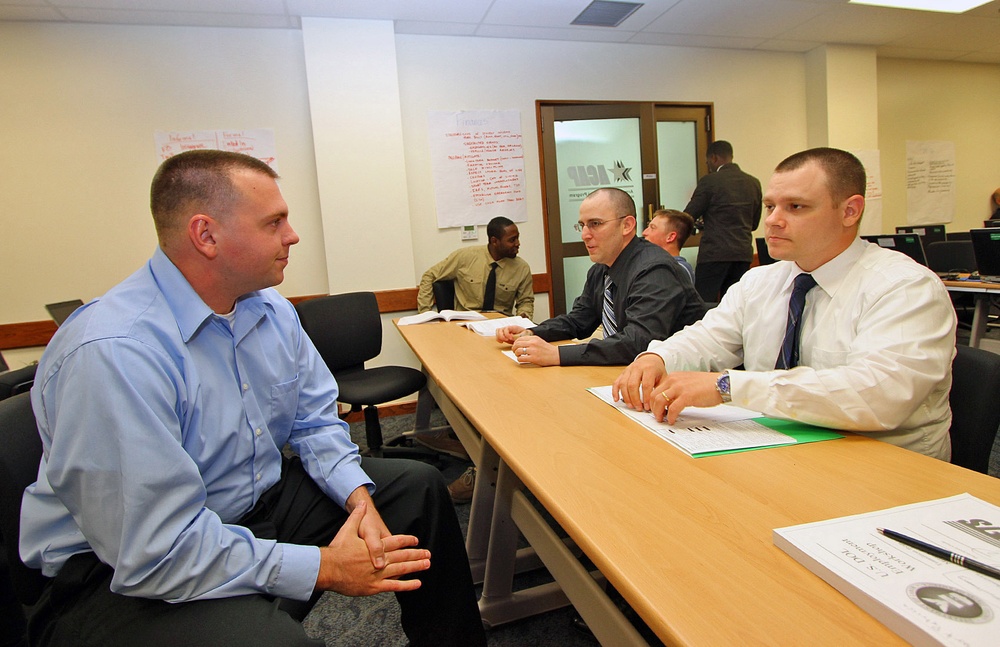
[20,150,486,646]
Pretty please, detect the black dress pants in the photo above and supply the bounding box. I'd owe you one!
[694,260,751,303]
[27,457,486,647]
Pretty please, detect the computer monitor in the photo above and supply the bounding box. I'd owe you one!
[755,237,776,265]
[861,234,927,266]
[969,229,1000,281]
[45,299,84,326]
[895,224,946,246]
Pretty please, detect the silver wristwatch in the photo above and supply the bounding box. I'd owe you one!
[716,370,732,403]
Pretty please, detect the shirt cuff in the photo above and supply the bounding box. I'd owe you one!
[272,543,321,601]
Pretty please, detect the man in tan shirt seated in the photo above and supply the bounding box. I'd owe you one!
[416,216,533,320]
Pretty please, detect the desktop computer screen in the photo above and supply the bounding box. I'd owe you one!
[969,229,1000,281]
[895,224,946,246]
[861,234,927,266]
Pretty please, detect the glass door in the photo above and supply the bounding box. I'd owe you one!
[539,102,712,314]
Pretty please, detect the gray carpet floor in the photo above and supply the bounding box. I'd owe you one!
[301,409,614,647]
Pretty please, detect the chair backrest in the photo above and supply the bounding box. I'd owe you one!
[432,280,456,312]
[925,240,977,274]
[0,392,50,605]
[949,345,1000,474]
[294,292,382,374]
[0,364,37,401]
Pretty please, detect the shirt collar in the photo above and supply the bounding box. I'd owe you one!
[606,236,642,280]
[484,245,510,268]
[149,247,271,342]
[789,237,865,297]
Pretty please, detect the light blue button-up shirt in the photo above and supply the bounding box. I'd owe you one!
[21,248,372,602]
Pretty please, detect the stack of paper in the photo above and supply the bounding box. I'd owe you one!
[774,494,1000,646]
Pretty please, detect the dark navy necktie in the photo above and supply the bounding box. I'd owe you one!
[602,274,617,338]
[775,273,817,369]
[482,262,498,311]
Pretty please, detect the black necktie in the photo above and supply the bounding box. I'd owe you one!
[602,274,617,338]
[775,273,817,370]
[482,262,498,311]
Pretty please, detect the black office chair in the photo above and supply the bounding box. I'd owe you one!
[949,345,1000,474]
[926,241,978,330]
[295,292,437,459]
[432,280,455,312]
[0,365,37,402]
[925,240,976,274]
[0,393,49,647]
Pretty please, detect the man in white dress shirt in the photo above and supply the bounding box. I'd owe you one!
[613,147,956,460]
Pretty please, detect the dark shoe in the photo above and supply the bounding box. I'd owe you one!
[415,430,469,459]
[447,466,476,503]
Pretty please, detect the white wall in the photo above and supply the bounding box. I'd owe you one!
[3,18,999,372]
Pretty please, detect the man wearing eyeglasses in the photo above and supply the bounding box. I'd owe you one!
[495,187,706,366]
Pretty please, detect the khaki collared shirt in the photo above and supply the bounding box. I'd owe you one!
[417,245,534,319]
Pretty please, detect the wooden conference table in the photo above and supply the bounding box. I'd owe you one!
[397,319,1000,646]
[942,276,1000,348]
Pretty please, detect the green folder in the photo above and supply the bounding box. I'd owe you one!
[693,417,843,458]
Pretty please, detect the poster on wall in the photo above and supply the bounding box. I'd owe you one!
[852,149,883,236]
[905,140,955,225]
[154,129,278,170]
[427,110,527,228]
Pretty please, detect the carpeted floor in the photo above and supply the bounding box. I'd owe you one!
[301,409,612,647]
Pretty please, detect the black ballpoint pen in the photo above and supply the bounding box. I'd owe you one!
[878,528,1000,582]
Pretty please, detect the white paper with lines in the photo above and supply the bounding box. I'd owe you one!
[587,385,791,456]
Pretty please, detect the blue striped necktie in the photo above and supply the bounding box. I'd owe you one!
[775,273,817,369]
[602,274,617,338]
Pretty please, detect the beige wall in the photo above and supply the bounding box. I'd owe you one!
[3,18,999,370]
[877,57,1000,229]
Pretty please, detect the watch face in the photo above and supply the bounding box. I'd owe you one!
[718,374,730,393]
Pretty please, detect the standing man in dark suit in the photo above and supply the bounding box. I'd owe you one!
[685,140,762,302]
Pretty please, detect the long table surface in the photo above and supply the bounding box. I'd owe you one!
[396,319,1000,645]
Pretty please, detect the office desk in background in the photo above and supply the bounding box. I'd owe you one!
[396,320,1000,646]
[942,276,1000,348]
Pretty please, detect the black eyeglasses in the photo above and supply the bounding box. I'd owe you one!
[573,216,626,233]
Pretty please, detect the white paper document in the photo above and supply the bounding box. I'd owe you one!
[587,385,792,456]
[462,316,535,337]
[774,493,1000,646]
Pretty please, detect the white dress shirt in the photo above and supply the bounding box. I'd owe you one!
[644,237,956,459]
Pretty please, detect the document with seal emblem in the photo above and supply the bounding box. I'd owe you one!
[774,494,1000,646]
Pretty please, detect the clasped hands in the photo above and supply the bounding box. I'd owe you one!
[316,494,430,597]
[495,325,560,366]
[612,353,724,424]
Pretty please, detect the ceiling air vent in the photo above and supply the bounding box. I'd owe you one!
[571,1,644,28]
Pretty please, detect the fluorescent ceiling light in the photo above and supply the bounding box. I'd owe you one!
[849,0,992,12]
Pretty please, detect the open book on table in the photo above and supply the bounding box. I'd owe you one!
[397,309,487,326]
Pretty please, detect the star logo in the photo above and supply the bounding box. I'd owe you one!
[610,160,632,183]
